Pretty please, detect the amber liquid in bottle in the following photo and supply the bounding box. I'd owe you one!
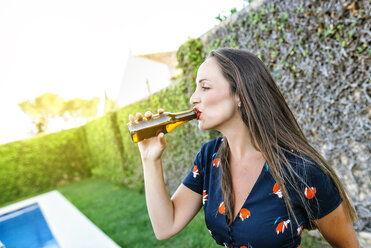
[127,108,199,143]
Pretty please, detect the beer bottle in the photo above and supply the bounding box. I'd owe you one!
[127,108,199,143]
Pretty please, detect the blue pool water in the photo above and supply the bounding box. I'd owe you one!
[0,203,59,248]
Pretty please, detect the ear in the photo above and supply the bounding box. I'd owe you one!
[234,95,241,107]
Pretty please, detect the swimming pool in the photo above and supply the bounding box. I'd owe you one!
[0,191,119,248]
[0,203,59,248]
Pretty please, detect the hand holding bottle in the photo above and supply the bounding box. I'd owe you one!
[129,109,167,162]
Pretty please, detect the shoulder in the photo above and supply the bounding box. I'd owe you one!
[283,150,341,204]
[282,150,340,196]
[283,150,327,179]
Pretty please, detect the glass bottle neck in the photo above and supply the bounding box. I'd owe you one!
[171,108,198,121]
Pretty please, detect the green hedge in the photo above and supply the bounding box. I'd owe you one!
[0,128,91,204]
[84,112,124,184]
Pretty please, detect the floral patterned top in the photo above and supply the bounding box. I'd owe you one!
[182,137,342,248]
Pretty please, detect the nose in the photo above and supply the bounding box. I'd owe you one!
[190,90,200,105]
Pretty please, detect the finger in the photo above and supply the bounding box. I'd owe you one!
[129,114,135,123]
[158,108,164,114]
[136,112,143,121]
[158,132,167,147]
[144,111,152,120]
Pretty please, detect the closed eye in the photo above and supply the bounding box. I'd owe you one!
[201,86,210,91]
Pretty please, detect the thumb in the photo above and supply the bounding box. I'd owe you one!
[158,132,167,147]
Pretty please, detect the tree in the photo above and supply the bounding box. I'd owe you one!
[19,93,65,134]
[19,93,100,135]
[61,97,100,121]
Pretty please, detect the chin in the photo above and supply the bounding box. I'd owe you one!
[197,121,213,131]
[197,121,207,131]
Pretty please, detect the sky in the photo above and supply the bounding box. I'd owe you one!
[0,0,247,145]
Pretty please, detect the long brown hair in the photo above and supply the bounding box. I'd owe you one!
[208,48,357,226]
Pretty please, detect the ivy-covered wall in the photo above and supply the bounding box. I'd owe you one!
[200,0,370,233]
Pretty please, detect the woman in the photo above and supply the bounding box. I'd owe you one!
[129,48,359,247]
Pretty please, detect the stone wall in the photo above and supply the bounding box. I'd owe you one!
[199,0,370,243]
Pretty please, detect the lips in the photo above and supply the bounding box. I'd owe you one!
[195,108,201,120]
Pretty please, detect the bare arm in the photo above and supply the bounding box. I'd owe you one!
[130,110,202,240]
[313,203,359,248]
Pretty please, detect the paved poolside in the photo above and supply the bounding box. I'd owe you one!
[0,190,120,248]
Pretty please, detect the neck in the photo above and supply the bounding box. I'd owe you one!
[220,119,263,162]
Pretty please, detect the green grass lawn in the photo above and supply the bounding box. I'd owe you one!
[57,179,329,247]
[58,179,217,247]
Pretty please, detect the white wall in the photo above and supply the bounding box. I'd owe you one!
[117,53,172,107]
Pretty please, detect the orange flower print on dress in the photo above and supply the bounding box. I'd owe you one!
[192,165,200,178]
[239,208,251,221]
[274,217,291,235]
[273,183,283,198]
[304,186,316,199]
[218,201,225,214]
[212,157,220,167]
[297,224,303,236]
[240,244,253,248]
[203,190,208,205]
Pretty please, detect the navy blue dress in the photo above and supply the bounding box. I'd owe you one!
[182,137,342,248]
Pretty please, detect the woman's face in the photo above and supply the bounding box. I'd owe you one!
[190,57,240,131]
